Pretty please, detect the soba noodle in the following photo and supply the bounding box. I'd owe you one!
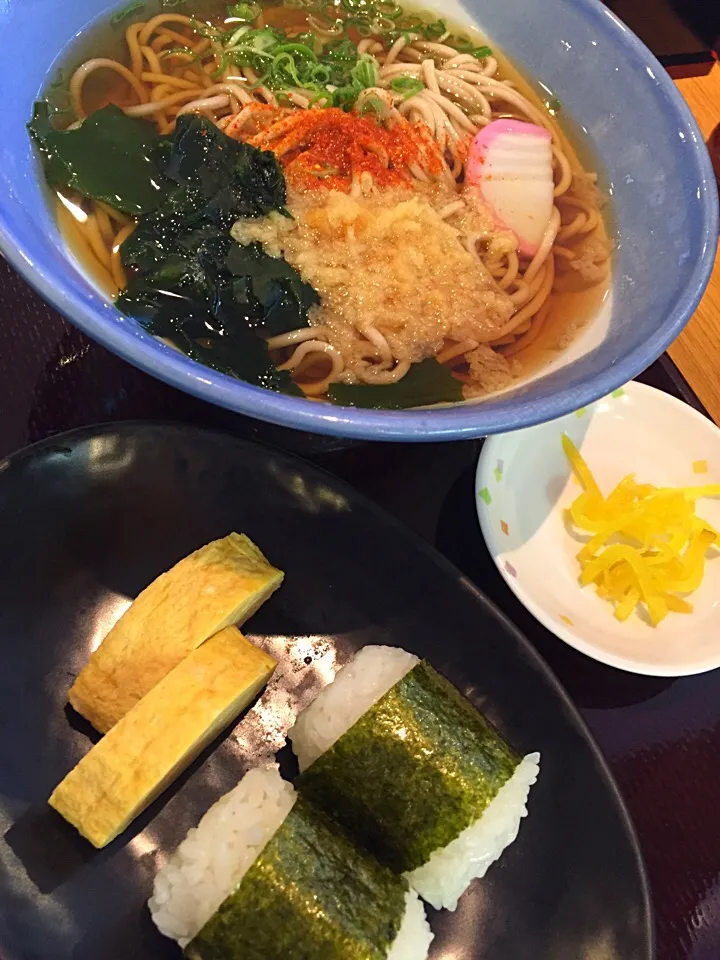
[48,0,611,402]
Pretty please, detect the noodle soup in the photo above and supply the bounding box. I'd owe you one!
[30,0,611,409]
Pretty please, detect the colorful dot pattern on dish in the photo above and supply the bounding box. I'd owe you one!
[560,614,573,626]
[501,521,509,536]
[693,460,708,474]
[611,387,625,398]
[504,561,517,578]
[575,407,587,418]
[479,487,492,505]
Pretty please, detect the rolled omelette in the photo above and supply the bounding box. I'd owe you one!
[150,766,434,960]
[69,533,283,732]
[290,645,540,911]
[50,626,276,847]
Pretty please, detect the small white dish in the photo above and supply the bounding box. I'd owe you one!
[476,380,720,676]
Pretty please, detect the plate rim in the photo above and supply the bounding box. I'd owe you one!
[0,419,656,959]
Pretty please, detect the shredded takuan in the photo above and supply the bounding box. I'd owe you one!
[563,434,720,626]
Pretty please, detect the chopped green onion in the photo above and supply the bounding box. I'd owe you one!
[471,45,493,59]
[350,53,379,88]
[324,39,358,62]
[191,17,221,40]
[389,75,424,99]
[228,45,274,61]
[307,13,345,36]
[227,1,260,20]
[216,15,382,112]
[397,15,423,29]
[423,19,446,39]
[359,94,385,116]
[549,96,562,113]
[271,52,304,87]
[161,45,200,60]
[249,27,283,50]
[374,0,403,19]
[225,24,252,45]
[111,1,145,24]
[370,15,395,34]
[273,42,318,62]
[309,89,333,107]
[347,15,373,37]
[284,31,319,54]
[210,50,229,78]
[310,63,332,84]
[446,33,474,52]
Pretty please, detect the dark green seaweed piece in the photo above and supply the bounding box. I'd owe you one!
[28,103,166,215]
[186,796,407,960]
[117,238,308,393]
[160,112,287,221]
[328,359,464,409]
[296,661,520,873]
[115,115,317,392]
[225,243,319,336]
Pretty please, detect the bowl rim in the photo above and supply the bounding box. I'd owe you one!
[1,0,718,441]
[476,380,720,677]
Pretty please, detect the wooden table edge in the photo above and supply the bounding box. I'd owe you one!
[668,64,720,423]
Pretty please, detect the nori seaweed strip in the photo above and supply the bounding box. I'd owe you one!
[186,796,407,960]
[296,661,520,873]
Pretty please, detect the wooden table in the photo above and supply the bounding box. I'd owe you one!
[669,64,720,420]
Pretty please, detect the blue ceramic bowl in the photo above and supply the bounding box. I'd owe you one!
[0,0,717,441]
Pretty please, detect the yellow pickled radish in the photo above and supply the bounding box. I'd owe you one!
[562,435,719,626]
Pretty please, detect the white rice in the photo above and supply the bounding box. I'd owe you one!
[407,752,541,910]
[149,765,296,946]
[289,645,540,913]
[290,645,418,771]
[389,890,435,960]
[149,762,433,958]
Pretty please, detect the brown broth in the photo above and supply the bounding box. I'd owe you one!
[56,192,119,294]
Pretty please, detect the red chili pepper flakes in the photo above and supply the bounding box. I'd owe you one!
[244,106,445,192]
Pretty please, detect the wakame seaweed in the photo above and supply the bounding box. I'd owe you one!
[329,359,464,409]
[296,661,520,873]
[28,103,166,215]
[116,114,317,393]
[186,796,408,960]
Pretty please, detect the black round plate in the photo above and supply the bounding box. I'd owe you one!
[0,423,653,960]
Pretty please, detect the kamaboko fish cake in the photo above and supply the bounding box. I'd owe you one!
[150,766,433,960]
[290,646,540,911]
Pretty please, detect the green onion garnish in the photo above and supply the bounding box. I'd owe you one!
[359,94,385,116]
[422,19,446,39]
[160,45,199,60]
[374,0,404,19]
[389,75,424,99]
[226,2,260,20]
[446,33,474,52]
[351,53,379,87]
[397,15,424,29]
